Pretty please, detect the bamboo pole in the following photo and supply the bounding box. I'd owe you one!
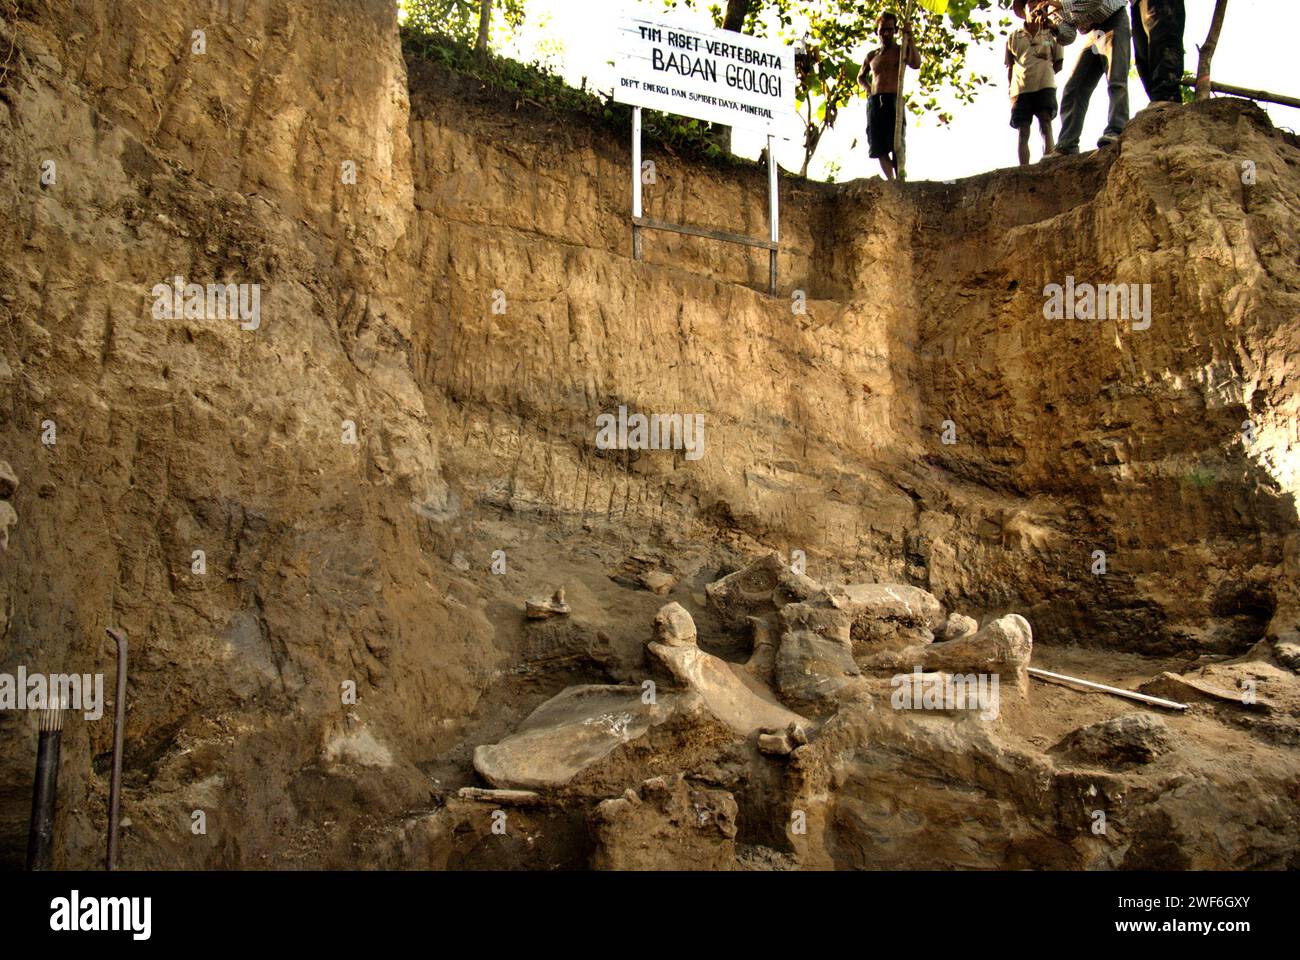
[1179,78,1300,110]
[476,0,492,54]
[892,0,915,181]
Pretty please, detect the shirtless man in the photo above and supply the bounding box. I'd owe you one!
[857,12,921,181]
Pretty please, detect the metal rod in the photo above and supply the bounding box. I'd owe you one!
[631,106,643,261]
[767,133,778,297]
[1027,667,1188,711]
[26,705,64,871]
[632,216,777,251]
[1178,78,1300,109]
[106,628,128,871]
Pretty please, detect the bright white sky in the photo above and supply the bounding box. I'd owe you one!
[482,0,1298,182]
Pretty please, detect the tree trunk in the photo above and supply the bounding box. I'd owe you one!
[1196,0,1229,101]
[722,0,752,33]
[801,112,819,178]
[714,0,754,154]
[476,0,492,54]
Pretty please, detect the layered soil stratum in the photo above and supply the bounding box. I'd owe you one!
[1,1,1298,869]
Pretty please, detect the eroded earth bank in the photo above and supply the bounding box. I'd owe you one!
[1,0,1298,869]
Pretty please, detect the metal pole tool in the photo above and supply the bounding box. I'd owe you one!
[105,627,128,871]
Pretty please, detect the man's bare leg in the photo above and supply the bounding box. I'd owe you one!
[1038,112,1055,159]
[1018,125,1032,166]
[879,157,896,180]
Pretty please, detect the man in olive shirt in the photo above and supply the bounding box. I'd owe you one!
[1008,1,1071,165]
[857,12,921,181]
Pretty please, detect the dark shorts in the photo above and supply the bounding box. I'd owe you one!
[867,93,903,160]
[1010,87,1059,129]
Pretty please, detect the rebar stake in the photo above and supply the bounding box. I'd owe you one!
[105,628,128,871]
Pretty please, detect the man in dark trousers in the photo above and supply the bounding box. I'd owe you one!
[857,11,921,181]
[1131,0,1186,107]
[1038,0,1132,156]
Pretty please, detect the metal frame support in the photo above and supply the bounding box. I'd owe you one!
[630,110,780,297]
[767,133,778,297]
[632,107,644,261]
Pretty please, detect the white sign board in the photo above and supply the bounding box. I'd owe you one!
[613,14,798,140]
